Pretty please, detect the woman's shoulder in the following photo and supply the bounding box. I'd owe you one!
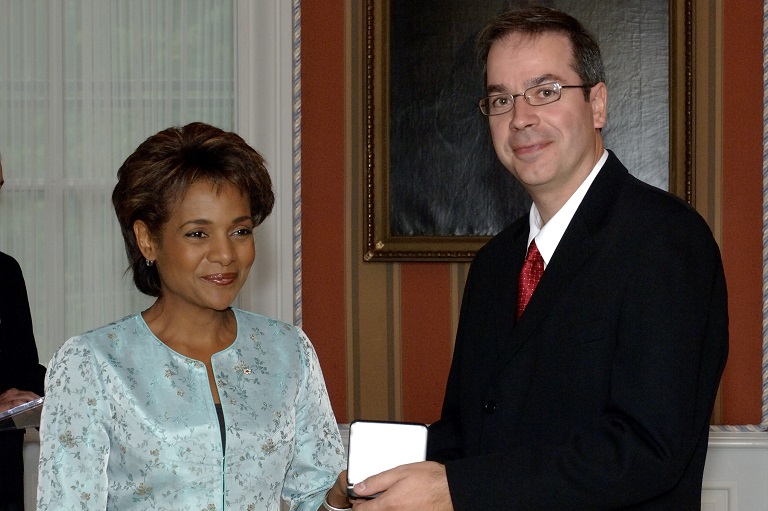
[232,308,313,353]
[58,313,144,354]
[82,312,142,337]
[232,308,297,335]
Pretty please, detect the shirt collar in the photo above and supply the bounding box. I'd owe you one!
[527,150,609,267]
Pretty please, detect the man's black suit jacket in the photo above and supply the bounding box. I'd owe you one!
[427,152,729,510]
[0,251,46,509]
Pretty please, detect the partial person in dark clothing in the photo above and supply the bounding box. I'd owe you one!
[0,152,47,511]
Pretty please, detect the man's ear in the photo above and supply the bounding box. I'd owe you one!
[590,82,607,129]
[133,220,156,261]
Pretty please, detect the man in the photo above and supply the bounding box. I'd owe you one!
[0,152,47,511]
[350,7,728,510]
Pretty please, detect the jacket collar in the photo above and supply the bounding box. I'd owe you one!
[499,150,629,362]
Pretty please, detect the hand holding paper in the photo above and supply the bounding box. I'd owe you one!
[346,421,428,498]
[0,388,41,413]
[349,461,453,511]
[0,392,44,430]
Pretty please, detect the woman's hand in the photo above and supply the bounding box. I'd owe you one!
[321,470,352,510]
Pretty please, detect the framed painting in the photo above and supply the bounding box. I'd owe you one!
[363,0,694,261]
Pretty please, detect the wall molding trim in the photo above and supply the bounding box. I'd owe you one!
[708,431,768,448]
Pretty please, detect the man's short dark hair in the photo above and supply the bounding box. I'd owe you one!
[476,6,605,100]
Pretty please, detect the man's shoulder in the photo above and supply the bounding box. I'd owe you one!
[591,153,709,233]
[0,251,21,273]
[0,252,25,301]
[618,172,710,233]
[465,217,528,283]
[478,216,527,257]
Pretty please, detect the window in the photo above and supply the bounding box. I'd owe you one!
[0,0,299,362]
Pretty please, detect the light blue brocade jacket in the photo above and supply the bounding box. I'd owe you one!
[37,308,345,510]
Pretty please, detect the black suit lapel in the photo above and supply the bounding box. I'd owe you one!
[496,152,628,367]
[489,227,529,353]
[498,216,595,365]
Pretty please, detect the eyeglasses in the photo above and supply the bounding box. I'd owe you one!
[478,82,592,116]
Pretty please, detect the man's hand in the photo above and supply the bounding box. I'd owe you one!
[349,461,453,511]
[0,388,41,413]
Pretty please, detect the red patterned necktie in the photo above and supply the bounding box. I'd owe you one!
[516,240,544,319]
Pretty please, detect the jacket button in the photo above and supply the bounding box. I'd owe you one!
[484,400,497,414]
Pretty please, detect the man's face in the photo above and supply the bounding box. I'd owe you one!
[485,32,606,204]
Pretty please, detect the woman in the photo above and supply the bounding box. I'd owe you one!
[37,123,351,510]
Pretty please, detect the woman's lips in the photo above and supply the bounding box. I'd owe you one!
[202,273,238,285]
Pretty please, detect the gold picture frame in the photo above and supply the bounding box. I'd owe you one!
[362,0,695,262]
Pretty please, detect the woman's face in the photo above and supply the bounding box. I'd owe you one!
[138,179,256,313]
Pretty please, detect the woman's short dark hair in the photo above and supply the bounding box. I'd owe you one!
[112,122,275,297]
[476,6,605,100]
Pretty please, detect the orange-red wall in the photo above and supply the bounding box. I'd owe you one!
[720,0,764,424]
[302,0,765,425]
[301,0,348,419]
[400,264,454,422]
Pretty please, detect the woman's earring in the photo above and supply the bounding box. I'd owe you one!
[145,259,155,267]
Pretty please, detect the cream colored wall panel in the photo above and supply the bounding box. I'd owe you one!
[703,432,768,510]
[701,481,736,511]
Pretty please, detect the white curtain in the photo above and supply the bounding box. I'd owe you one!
[0,0,239,363]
